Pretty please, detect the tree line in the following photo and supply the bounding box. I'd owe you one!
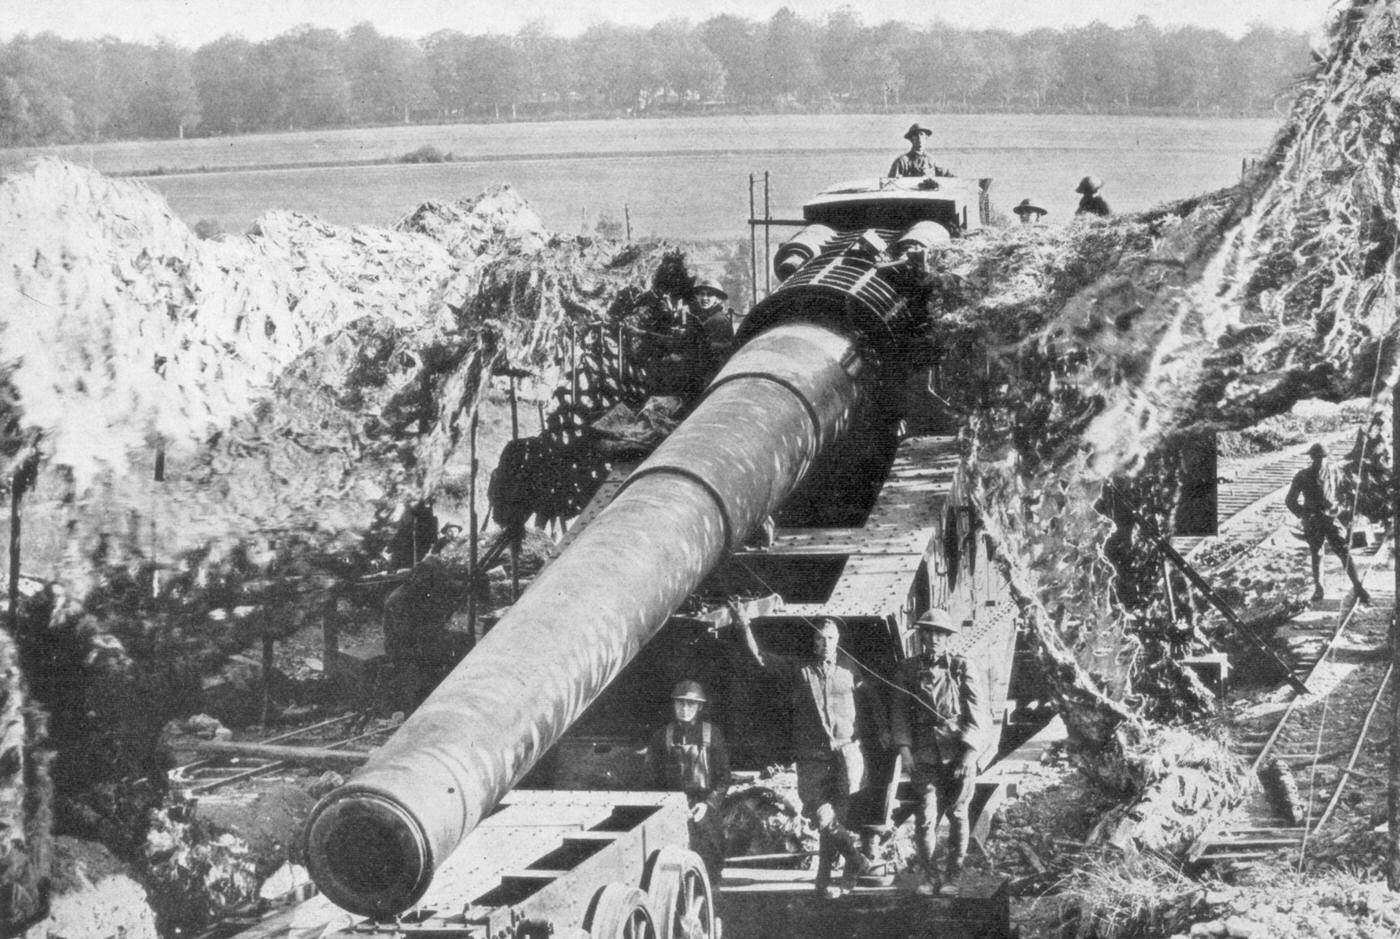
[0,11,1313,147]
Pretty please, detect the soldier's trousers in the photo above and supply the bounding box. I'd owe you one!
[911,759,976,873]
[797,745,866,884]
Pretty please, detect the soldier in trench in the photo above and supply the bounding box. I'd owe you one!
[647,680,731,886]
[730,603,886,899]
[1285,442,1371,604]
[890,609,989,897]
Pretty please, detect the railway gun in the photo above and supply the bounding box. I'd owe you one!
[262,174,1033,939]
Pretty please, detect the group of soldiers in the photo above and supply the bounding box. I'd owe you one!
[887,121,1111,222]
[648,604,988,901]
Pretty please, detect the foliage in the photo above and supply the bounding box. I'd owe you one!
[142,807,258,937]
[398,143,451,164]
[0,14,1313,146]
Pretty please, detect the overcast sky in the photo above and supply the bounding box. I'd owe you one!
[0,0,1337,46]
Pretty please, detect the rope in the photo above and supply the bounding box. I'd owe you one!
[728,554,952,722]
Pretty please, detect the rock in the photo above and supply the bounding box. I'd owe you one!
[184,713,227,738]
[1224,916,1261,938]
[24,837,158,939]
[1190,921,1224,938]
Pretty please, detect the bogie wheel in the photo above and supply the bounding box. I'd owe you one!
[587,884,658,939]
[643,847,715,939]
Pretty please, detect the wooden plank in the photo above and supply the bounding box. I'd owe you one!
[186,740,370,769]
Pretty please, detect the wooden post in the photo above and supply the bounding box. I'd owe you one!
[763,171,772,296]
[260,633,276,728]
[624,204,632,242]
[1162,559,1177,624]
[749,173,759,303]
[8,472,20,636]
[509,376,520,602]
[1389,383,1400,890]
[322,592,340,679]
[468,411,479,641]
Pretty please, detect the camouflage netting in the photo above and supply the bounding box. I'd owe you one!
[0,159,695,933]
[913,0,1400,864]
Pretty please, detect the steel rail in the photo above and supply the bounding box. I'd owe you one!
[1247,531,1388,776]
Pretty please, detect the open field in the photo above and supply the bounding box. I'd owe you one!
[0,112,1280,240]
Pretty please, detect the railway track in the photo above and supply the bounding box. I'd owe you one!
[170,712,398,794]
[1188,537,1392,868]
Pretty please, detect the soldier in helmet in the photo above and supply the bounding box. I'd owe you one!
[891,609,989,897]
[888,123,954,179]
[1074,176,1111,217]
[1286,442,1371,603]
[731,603,888,899]
[648,679,731,885]
[690,276,739,357]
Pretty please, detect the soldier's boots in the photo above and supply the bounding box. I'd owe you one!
[815,826,873,898]
[939,853,966,898]
[835,826,873,891]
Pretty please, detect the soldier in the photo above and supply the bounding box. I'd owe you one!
[690,277,738,355]
[647,680,730,886]
[891,609,988,897]
[1012,198,1047,225]
[888,123,954,179]
[1074,176,1111,217]
[731,603,886,899]
[1286,442,1371,603]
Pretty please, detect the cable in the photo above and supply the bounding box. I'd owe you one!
[727,554,962,723]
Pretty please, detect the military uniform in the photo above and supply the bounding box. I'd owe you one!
[755,649,883,893]
[1286,446,1370,602]
[891,643,988,884]
[1075,193,1111,217]
[648,718,730,884]
[888,150,953,178]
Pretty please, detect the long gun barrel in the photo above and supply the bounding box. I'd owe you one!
[304,320,874,916]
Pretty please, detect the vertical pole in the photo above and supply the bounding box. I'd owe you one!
[468,411,480,641]
[509,376,520,602]
[570,323,579,414]
[261,633,276,728]
[1390,380,1400,890]
[624,204,632,243]
[749,174,758,304]
[617,324,626,390]
[322,592,340,680]
[1162,560,1177,625]
[8,472,20,636]
[763,171,772,296]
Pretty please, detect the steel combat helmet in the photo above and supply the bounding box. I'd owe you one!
[671,680,708,703]
[914,609,958,633]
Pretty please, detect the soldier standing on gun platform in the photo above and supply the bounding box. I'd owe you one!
[730,602,887,899]
[888,123,954,179]
[891,609,988,897]
[648,680,730,886]
[1286,442,1371,604]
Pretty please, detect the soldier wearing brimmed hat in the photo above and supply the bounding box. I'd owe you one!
[1286,442,1371,603]
[731,603,888,899]
[891,609,989,897]
[1012,198,1047,225]
[888,123,954,179]
[648,679,730,883]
